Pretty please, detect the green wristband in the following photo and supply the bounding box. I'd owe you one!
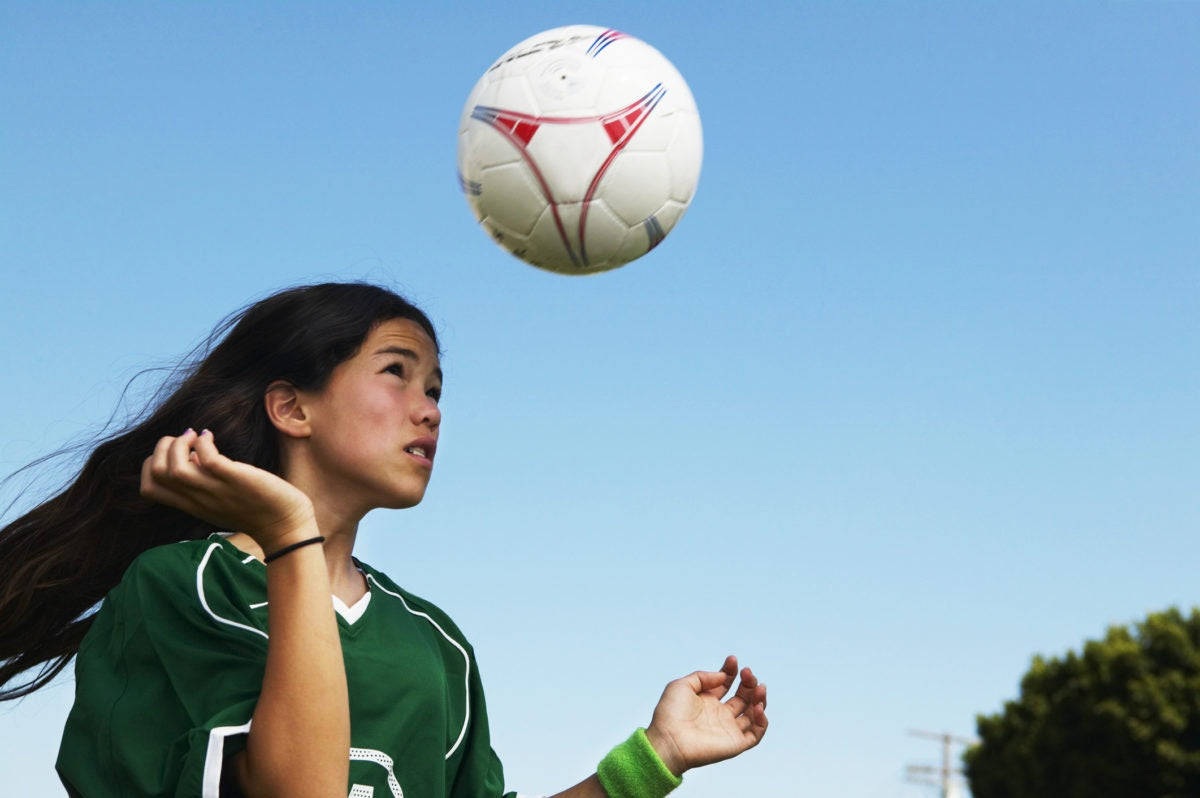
[597,728,682,798]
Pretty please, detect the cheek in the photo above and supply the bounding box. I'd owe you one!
[320,387,399,452]
[345,398,398,445]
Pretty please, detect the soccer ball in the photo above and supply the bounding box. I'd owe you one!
[457,25,703,275]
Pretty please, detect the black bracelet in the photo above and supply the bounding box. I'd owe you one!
[263,535,326,563]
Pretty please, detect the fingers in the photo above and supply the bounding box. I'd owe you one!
[685,658,766,712]
[723,667,757,716]
[728,675,768,747]
[698,655,738,699]
[721,666,769,732]
[140,429,223,508]
[191,427,224,469]
[687,669,733,695]
[142,430,192,499]
[736,698,769,744]
[168,429,199,472]
[748,693,769,741]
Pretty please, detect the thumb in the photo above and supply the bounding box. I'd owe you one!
[683,669,731,695]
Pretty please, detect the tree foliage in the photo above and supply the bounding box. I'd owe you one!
[965,608,1200,798]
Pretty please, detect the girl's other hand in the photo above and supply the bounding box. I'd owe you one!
[644,655,769,777]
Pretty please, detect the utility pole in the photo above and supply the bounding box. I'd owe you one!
[905,729,977,798]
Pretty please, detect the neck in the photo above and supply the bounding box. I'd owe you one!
[317,518,368,603]
[226,506,367,605]
[280,454,371,603]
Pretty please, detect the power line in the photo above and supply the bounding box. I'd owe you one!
[905,729,977,798]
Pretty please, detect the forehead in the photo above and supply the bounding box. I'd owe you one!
[362,318,441,367]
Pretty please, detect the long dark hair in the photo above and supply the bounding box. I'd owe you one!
[0,282,439,700]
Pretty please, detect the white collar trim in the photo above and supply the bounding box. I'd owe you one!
[333,590,371,624]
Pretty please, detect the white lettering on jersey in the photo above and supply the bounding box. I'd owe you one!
[349,747,404,798]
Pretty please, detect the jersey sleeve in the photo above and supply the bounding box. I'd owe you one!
[58,540,269,798]
[446,639,519,798]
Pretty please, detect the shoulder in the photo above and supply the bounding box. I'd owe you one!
[113,536,264,618]
[121,536,244,588]
[80,536,268,660]
[357,561,472,647]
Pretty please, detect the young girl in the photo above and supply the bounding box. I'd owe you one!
[0,282,767,797]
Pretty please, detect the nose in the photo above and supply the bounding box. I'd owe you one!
[413,393,441,430]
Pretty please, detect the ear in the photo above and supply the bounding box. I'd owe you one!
[264,380,312,438]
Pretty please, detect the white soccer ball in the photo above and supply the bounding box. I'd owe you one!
[457,25,703,275]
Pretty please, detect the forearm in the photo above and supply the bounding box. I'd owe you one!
[546,728,684,798]
[547,774,608,798]
[238,534,349,797]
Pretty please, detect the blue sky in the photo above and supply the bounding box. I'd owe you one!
[1,3,1197,796]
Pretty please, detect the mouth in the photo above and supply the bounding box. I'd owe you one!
[403,438,437,465]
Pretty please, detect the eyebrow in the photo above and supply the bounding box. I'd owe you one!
[374,346,444,382]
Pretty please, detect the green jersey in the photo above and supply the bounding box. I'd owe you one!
[57,535,521,798]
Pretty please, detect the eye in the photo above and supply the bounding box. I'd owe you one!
[427,385,443,403]
[384,363,405,378]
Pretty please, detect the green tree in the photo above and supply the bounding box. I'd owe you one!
[965,608,1200,798]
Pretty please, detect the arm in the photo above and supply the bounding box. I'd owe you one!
[141,429,349,798]
[546,656,769,798]
[232,528,349,797]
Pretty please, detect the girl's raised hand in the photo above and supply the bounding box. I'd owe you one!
[644,655,769,777]
[140,429,316,551]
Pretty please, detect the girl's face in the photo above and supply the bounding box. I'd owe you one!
[298,318,443,516]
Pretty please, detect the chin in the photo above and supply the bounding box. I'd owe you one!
[382,488,428,510]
